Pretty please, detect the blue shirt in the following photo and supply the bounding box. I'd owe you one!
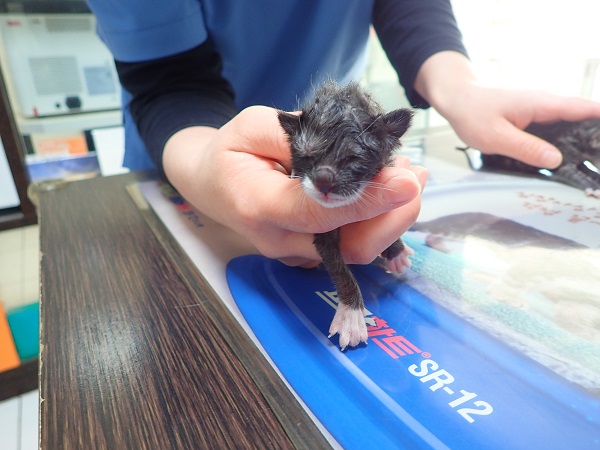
[88,1,374,171]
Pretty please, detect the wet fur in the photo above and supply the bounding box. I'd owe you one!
[278,81,413,349]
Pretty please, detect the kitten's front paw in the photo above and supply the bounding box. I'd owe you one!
[385,243,415,274]
[328,304,368,350]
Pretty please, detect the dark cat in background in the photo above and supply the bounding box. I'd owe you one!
[469,119,600,198]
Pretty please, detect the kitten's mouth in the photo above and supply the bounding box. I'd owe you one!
[313,194,359,208]
[302,178,363,208]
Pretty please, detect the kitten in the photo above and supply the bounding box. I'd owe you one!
[278,80,414,350]
[470,119,600,198]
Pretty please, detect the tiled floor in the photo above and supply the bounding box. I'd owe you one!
[0,225,39,311]
[0,225,40,449]
[0,390,39,450]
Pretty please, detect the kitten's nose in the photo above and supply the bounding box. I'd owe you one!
[314,167,336,194]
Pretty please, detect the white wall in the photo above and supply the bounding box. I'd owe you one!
[452,0,600,98]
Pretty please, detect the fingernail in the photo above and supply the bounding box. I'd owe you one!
[385,169,422,205]
[543,148,563,168]
[410,166,429,187]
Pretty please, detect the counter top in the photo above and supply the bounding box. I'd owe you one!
[38,172,328,449]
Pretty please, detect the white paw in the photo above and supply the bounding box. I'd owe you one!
[328,303,368,350]
[585,188,600,199]
[385,243,415,274]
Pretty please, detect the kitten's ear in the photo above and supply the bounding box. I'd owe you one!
[277,111,302,137]
[381,108,413,139]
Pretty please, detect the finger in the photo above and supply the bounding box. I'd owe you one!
[505,95,600,168]
[391,154,412,169]
[273,193,421,266]
[271,230,320,261]
[530,95,600,124]
[257,165,423,234]
[270,194,422,266]
[339,195,422,264]
[486,120,563,169]
[223,105,293,164]
[259,191,422,266]
[278,257,321,268]
[407,165,428,191]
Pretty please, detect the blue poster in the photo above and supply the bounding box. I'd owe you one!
[227,181,600,449]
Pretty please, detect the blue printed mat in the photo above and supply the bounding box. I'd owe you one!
[226,254,600,449]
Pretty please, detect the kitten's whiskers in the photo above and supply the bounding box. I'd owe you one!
[365,180,396,193]
[358,116,379,138]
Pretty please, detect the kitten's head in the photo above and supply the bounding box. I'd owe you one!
[278,81,413,208]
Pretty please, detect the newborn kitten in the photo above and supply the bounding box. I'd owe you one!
[278,80,414,350]
[476,119,600,198]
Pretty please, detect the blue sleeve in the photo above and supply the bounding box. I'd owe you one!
[373,0,468,109]
[85,0,206,62]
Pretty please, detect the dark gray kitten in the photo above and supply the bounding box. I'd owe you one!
[278,80,414,350]
[465,119,600,198]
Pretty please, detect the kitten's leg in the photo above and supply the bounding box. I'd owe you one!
[314,229,368,350]
[381,238,414,274]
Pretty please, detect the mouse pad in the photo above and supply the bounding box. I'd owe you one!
[226,252,600,449]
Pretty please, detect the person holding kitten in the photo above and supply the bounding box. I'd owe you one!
[87,0,600,267]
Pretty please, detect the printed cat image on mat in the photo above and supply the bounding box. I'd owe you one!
[408,212,600,396]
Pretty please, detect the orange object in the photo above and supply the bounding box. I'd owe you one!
[0,302,20,372]
[33,134,88,156]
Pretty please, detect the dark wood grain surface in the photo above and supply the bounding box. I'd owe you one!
[39,173,330,450]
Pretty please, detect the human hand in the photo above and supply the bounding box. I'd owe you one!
[442,83,600,169]
[163,106,427,267]
[416,51,600,169]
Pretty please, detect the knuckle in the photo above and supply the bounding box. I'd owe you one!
[254,242,282,260]
[237,105,273,124]
[291,206,332,234]
[228,189,261,233]
[238,104,262,117]
[406,200,422,223]
[303,218,330,235]
[343,244,377,265]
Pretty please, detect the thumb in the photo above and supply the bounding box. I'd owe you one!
[225,105,292,163]
[492,120,563,169]
[258,165,422,234]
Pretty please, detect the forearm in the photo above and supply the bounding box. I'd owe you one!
[373,0,468,108]
[163,126,218,195]
[413,50,478,120]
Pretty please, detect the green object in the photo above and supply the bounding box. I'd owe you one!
[7,302,39,361]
